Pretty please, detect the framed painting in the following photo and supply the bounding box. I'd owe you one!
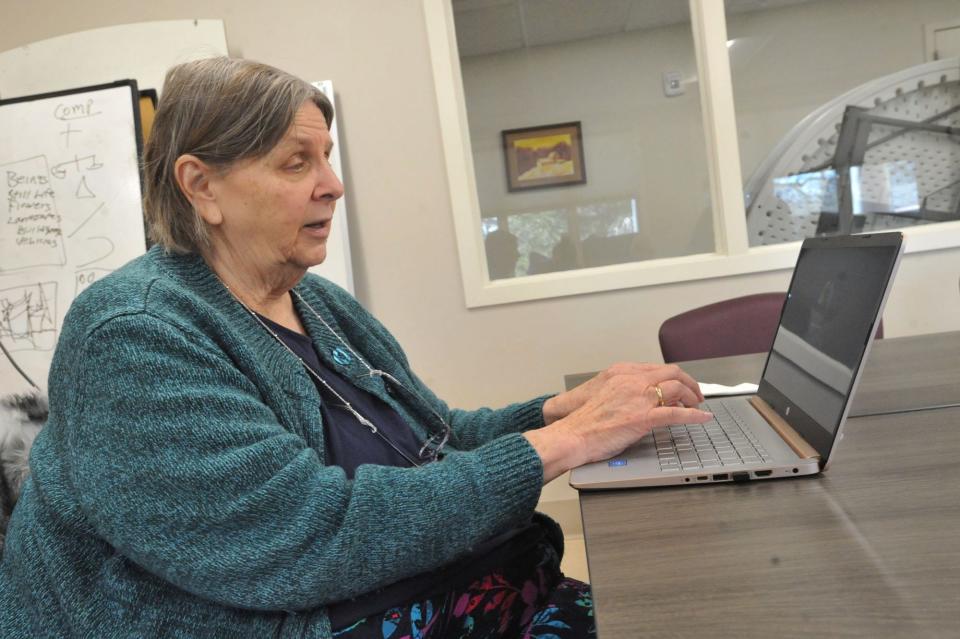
[501,121,586,192]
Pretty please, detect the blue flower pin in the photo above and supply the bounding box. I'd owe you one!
[332,346,353,366]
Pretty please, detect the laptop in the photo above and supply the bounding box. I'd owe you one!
[570,231,904,490]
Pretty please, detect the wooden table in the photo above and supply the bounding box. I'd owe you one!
[574,331,960,638]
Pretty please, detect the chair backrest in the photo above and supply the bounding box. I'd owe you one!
[659,293,787,363]
[658,293,887,364]
[0,393,48,554]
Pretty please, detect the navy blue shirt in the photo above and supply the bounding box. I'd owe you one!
[258,315,426,479]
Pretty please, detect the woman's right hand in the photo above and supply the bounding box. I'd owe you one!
[524,365,713,483]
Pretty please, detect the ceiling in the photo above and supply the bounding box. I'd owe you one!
[452,0,815,57]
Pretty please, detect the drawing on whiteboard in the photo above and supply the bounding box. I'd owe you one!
[67,202,105,238]
[53,99,101,121]
[51,154,103,179]
[75,176,96,199]
[0,282,58,352]
[55,97,104,149]
[74,268,113,298]
[77,236,115,268]
[2,155,66,272]
[0,80,148,393]
[60,122,82,148]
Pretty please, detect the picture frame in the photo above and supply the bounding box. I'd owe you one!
[501,121,586,192]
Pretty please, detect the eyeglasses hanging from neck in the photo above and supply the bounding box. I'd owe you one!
[219,278,452,465]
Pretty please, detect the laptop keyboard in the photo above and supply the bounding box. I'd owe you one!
[654,401,771,472]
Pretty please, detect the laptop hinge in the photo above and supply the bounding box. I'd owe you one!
[748,396,821,460]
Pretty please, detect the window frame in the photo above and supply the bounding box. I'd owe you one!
[423,0,960,308]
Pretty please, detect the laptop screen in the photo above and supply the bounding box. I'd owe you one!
[757,233,903,462]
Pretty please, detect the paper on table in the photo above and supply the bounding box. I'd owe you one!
[699,382,759,397]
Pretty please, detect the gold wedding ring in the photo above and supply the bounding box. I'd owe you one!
[654,384,665,407]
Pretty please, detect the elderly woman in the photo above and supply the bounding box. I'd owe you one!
[0,57,710,638]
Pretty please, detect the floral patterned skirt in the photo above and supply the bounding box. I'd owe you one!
[331,539,595,639]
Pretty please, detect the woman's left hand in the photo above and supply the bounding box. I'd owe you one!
[542,362,705,425]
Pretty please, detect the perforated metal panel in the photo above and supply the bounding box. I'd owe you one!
[745,58,960,245]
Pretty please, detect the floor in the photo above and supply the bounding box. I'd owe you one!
[559,535,590,583]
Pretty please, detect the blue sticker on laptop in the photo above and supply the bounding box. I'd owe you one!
[608,459,627,467]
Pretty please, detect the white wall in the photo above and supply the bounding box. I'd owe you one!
[461,22,715,261]
[2,0,958,511]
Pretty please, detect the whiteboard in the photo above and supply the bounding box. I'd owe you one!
[0,82,145,395]
[1,22,355,295]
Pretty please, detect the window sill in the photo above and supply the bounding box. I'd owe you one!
[465,220,960,308]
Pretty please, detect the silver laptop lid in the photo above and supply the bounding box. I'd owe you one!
[756,232,904,467]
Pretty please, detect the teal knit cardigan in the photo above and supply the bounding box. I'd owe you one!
[0,246,550,638]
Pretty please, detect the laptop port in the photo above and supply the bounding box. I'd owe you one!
[732,472,750,482]
[712,473,729,481]
[755,470,773,477]
[697,476,708,481]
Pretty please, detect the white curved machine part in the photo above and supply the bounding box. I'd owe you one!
[745,58,960,245]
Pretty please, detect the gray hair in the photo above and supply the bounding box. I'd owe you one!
[143,57,334,254]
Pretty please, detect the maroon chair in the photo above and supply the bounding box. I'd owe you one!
[660,293,883,364]
[658,292,883,363]
[658,293,786,363]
